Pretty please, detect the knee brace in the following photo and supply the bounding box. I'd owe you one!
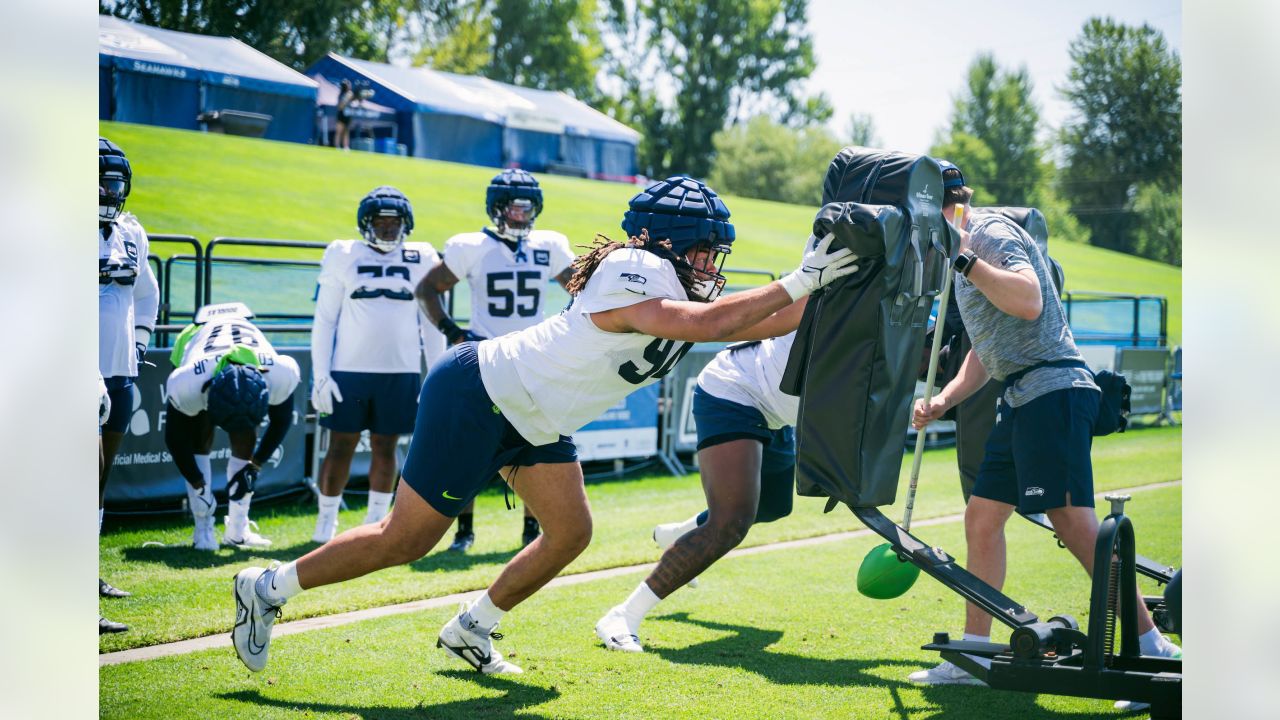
[754,464,795,524]
[227,464,257,501]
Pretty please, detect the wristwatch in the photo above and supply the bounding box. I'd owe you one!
[954,250,978,277]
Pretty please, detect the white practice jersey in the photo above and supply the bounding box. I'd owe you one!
[166,316,301,417]
[478,248,690,446]
[99,213,159,378]
[443,228,574,340]
[697,332,799,430]
[315,240,445,373]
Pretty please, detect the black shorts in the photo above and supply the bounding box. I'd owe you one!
[972,387,1100,513]
[401,343,577,517]
[319,371,420,436]
[102,375,134,433]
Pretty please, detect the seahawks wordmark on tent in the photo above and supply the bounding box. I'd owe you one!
[99,15,317,144]
[305,53,640,180]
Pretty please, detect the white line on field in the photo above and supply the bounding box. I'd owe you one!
[100,479,1180,666]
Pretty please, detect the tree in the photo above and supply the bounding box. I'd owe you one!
[1130,183,1181,265]
[1059,17,1181,260]
[946,53,1043,207]
[928,132,998,207]
[100,0,437,69]
[708,116,840,205]
[417,1,603,100]
[603,0,826,178]
[846,113,880,148]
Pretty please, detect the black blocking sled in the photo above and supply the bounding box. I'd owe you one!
[784,147,1182,717]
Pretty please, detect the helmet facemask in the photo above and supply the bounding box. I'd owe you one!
[494,198,537,240]
[99,172,130,223]
[363,211,407,252]
[678,241,732,303]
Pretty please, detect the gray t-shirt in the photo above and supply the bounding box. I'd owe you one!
[954,213,1098,407]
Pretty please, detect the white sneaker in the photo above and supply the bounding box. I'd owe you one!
[595,607,643,652]
[225,519,273,549]
[653,521,699,588]
[312,512,338,544]
[907,660,986,686]
[193,520,219,552]
[232,566,282,672]
[437,610,523,674]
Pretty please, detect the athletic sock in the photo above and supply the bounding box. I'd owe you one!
[620,582,661,628]
[1139,628,1180,656]
[692,511,710,529]
[317,493,342,515]
[186,482,215,522]
[256,561,302,605]
[456,512,474,536]
[962,632,993,669]
[464,592,506,632]
[364,490,393,524]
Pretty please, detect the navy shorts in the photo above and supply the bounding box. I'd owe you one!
[973,387,1101,513]
[102,375,134,433]
[320,371,421,435]
[693,384,796,520]
[402,343,578,517]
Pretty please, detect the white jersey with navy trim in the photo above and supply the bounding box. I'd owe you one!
[166,317,300,417]
[443,228,574,340]
[697,332,798,430]
[477,248,689,446]
[98,213,158,378]
[315,240,445,373]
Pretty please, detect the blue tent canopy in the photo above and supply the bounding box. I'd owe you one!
[305,54,639,178]
[99,15,317,144]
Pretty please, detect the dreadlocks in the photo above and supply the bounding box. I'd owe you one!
[565,230,700,298]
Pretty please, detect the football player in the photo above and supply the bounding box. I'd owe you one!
[98,137,158,625]
[310,187,446,544]
[231,176,858,676]
[164,303,301,550]
[99,374,127,634]
[414,170,575,551]
[595,323,803,652]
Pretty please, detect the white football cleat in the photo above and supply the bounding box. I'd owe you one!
[907,660,986,686]
[224,519,273,549]
[652,521,699,588]
[192,518,219,552]
[232,566,282,672]
[437,610,523,674]
[595,607,643,653]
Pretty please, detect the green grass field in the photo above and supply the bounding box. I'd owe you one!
[100,477,1180,719]
[99,121,1182,343]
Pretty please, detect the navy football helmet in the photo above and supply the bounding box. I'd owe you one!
[206,364,269,433]
[621,176,735,302]
[358,186,414,252]
[486,169,543,240]
[99,137,132,223]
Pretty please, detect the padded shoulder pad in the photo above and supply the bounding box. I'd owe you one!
[972,206,1049,257]
[811,202,903,259]
[823,147,945,219]
[195,302,254,324]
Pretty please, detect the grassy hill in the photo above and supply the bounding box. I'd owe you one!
[100,121,1182,342]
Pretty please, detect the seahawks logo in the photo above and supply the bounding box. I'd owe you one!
[619,273,647,285]
[402,249,421,263]
[533,250,550,266]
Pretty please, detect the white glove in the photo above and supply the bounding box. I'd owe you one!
[778,232,861,301]
[311,375,343,415]
[98,376,111,427]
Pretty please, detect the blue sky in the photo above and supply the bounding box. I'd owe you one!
[806,0,1182,154]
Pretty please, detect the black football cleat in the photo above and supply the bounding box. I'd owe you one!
[100,578,131,598]
[99,616,128,634]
